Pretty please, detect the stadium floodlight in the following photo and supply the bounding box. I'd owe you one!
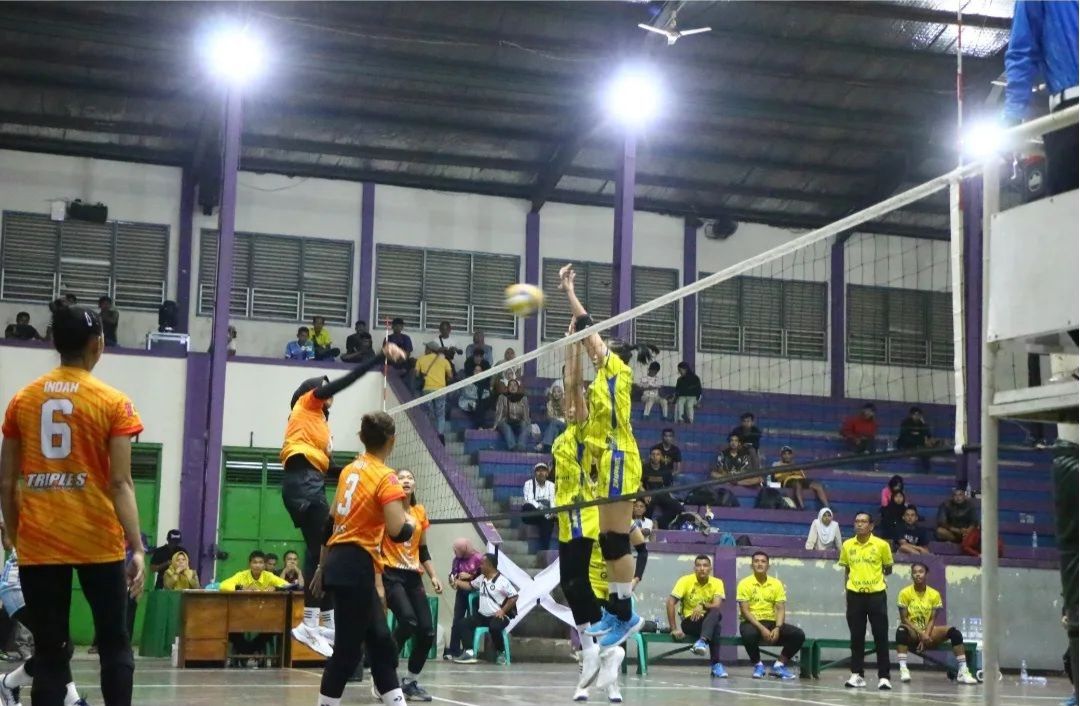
[962,119,1008,159]
[203,24,266,85]
[605,65,662,128]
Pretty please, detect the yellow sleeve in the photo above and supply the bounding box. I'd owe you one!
[715,578,726,600]
[774,579,787,603]
[931,589,943,610]
[897,587,910,609]
[735,578,750,603]
[268,572,289,588]
[219,571,244,591]
[838,541,849,567]
[880,539,894,567]
[670,575,689,600]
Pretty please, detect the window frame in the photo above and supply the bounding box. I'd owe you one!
[846,284,953,369]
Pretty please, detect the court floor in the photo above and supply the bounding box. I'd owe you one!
[59,657,1073,705]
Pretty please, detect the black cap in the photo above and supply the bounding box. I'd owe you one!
[167,529,182,542]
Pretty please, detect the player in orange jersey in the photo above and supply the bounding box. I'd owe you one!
[315,412,414,706]
[0,299,144,706]
[283,343,405,656]
[380,468,444,702]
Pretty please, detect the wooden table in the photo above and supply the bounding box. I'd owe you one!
[178,590,291,667]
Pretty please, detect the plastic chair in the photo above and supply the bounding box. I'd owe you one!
[468,593,511,665]
[623,596,646,675]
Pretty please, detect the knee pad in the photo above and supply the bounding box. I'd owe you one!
[947,626,963,646]
[895,626,912,645]
[599,532,631,561]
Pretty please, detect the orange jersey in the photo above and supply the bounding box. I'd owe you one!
[1,366,143,566]
[327,452,406,564]
[280,390,331,472]
[380,503,430,573]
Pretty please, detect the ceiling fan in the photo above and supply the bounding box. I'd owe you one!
[637,13,712,46]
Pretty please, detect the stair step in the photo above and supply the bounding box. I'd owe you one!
[511,610,573,639]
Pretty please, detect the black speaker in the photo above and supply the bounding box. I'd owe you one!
[67,200,108,223]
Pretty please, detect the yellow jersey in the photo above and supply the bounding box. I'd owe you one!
[219,569,289,592]
[416,353,452,391]
[897,584,942,632]
[553,423,599,543]
[670,574,725,619]
[588,540,608,601]
[838,535,893,593]
[735,574,787,623]
[584,352,636,455]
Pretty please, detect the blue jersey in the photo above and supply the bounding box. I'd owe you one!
[1005,0,1079,120]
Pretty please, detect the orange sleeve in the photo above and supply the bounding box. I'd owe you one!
[109,394,144,437]
[417,504,431,532]
[1,394,20,438]
[377,473,408,506]
[298,390,324,411]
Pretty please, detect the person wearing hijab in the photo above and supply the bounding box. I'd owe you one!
[805,508,843,551]
[880,475,905,508]
[444,538,484,660]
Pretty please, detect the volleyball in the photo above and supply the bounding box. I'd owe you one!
[504,283,545,316]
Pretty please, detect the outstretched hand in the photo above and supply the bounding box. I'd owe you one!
[558,263,575,291]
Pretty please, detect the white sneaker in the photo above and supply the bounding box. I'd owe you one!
[606,684,623,703]
[292,623,334,657]
[956,666,979,685]
[595,647,624,690]
[845,673,866,688]
[372,683,382,703]
[572,688,588,702]
[899,664,911,682]
[0,674,20,706]
[577,645,601,690]
[318,626,336,646]
[878,678,893,691]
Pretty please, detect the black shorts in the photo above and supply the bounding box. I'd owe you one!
[282,461,329,529]
[323,544,377,588]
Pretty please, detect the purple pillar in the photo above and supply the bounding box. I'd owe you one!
[358,182,375,327]
[961,178,984,488]
[524,210,540,376]
[681,218,697,369]
[830,234,849,398]
[611,133,636,341]
[178,353,211,579]
[176,167,195,333]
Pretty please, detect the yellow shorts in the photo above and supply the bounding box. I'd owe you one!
[588,542,608,601]
[598,445,642,500]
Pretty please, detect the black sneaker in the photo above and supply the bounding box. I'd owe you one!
[403,681,433,702]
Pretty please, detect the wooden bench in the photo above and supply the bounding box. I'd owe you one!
[808,638,977,679]
[625,632,813,678]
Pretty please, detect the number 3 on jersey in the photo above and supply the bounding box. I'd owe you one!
[40,398,73,460]
[336,473,360,517]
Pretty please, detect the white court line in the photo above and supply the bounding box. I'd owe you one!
[653,678,854,706]
[430,696,482,706]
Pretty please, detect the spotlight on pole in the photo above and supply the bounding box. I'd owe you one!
[604,65,662,128]
[962,119,1008,159]
[203,24,266,85]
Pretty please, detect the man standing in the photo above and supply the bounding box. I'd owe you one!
[935,486,977,543]
[465,331,493,366]
[736,552,805,680]
[667,554,728,679]
[731,413,762,467]
[98,296,119,347]
[148,529,187,589]
[897,407,935,473]
[839,511,894,690]
[415,342,452,442]
[386,318,414,360]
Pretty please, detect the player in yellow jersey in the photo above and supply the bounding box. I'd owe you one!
[895,563,978,685]
[559,264,645,649]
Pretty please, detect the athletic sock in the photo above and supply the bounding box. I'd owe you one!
[3,665,29,688]
[611,581,633,601]
[304,607,320,629]
[773,660,784,670]
[320,609,335,630]
[64,683,82,706]
[898,655,908,667]
[609,595,632,622]
[380,687,406,706]
[956,655,967,668]
[578,624,597,650]
[318,696,342,706]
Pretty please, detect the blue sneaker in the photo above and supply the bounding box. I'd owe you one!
[752,662,766,679]
[711,663,728,679]
[1061,696,1078,706]
[598,614,644,649]
[771,663,797,680]
[690,639,708,656]
[584,609,618,637]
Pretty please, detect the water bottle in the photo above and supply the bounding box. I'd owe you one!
[1020,659,1029,682]
[1031,531,1039,549]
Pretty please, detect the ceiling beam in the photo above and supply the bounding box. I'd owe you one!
[0,132,187,166]
[795,2,1012,31]
[0,110,192,139]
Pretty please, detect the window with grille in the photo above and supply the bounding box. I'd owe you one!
[697,274,827,359]
[0,211,168,310]
[374,245,520,338]
[198,230,353,325]
[846,285,952,368]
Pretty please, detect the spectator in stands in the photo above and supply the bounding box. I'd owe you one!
[771,446,830,510]
[227,325,238,357]
[894,506,931,555]
[896,406,937,473]
[453,553,518,665]
[445,539,483,661]
[640,361,668,420]
[436,320,462,358]
[280,550,304,587]
[715,434,760,478]
[673,362,703,424]
[4,311,43,341]
[416,341,453,443]
[98,296,119,346]
[285,326,315,360]
[643,448,682,529]
[960,523,1004,558]
[631,499,654,538]
[879,490,908,541]
[466,331,493,366]
[805,508,843,552]
[653,428,682,476]
[459,352,493,428]
[493,379,531,451]
[219,550,289,667]
[935,486,977,543]
[310,316,340,360]
[667,554,728,678]
[736,552,804,680]
[731,413,763,466]
[493,348,522,395]
[342,321,375,363]
[520,462,556,550]
[386,317,415,362]
[841,403,878,455]
[162,550,200,590]
[881,475,905,508]
[265,553,279,575]
[535,383,566,453]
[149,528,187,589]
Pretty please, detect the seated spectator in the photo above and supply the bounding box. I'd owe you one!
[227,325,238,357]
[280,550,304,587]
[285,326,315,360]
[416,341,453,442]
[881,475,906,508]
[896,406,937,473]
[536,383,566,452]
[642,448,682,529]
[960,523,1004,558]
[935,486,977,543]
[805,508,843,551]
[840,403,878,454]
[736,552,805,680]
[386,317,415,366]
[894,506,931,555]
[652,428,682,476]
[453,553,518,665]
[265,553,279,575]
[459,353,493,428]
[493,348,522,395]
[150,528,187,589]
[436,320,463,359]
[521,462,555,550]
[770,446,829,510]
[714,434,760,480]
[466,330,493,366]
[341,320,375,363]
[879,490,908,540]
[219,551,289,666]
[493,379,531,451]
[667,554,728,678]
[673,362,703,424]
[163,551,200,590]
[310,316,340,360]
[99,295,119,346]
[640,361,668,420]
[445,539,483,660]
[4,311,43,341]
[731,412,763,467]
[631,498,654,538]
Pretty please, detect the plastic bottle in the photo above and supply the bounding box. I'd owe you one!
[1020,659,1029,682]
[1032,531,1039,549]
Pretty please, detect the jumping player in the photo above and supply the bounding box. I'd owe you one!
[0,299,145,706]
[316,411,414,706]
[559,264,644,648]
[380,468,443,702]
[896,563,978,685]
[283,343,405,656]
